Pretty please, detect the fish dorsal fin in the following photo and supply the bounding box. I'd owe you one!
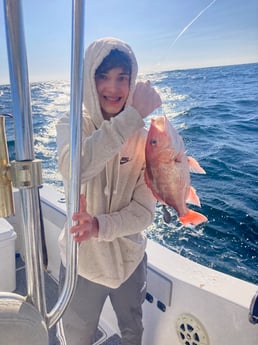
[186,186,201,207]
[188,156,206,174]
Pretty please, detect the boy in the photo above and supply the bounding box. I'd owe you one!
[56,37,161,345]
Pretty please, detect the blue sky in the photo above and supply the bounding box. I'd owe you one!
[0,0,257,84]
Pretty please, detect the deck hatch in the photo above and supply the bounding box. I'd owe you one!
[147,266,173,306]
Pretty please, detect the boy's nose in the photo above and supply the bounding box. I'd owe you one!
[107,79,119,91]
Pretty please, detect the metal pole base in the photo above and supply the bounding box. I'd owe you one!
[0,292,49,345]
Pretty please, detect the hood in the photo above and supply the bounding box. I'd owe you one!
[83,37,138,129]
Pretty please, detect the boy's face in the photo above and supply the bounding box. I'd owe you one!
[95,67,130,120]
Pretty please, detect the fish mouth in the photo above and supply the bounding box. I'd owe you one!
[152,115,166,131]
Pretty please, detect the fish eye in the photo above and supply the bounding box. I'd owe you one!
[150,139,157,146]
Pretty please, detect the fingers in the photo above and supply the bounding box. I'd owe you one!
[70,220,91,242]
[79,194,86,213]
[71,194,89,241]
[72,212,90,224]
[72,227,92,242]
[152,90,162,109]
[72,194,87,222]
[70,195,98,242]
[132,80,162,118]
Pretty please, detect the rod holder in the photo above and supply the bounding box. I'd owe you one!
[0,115,14,217]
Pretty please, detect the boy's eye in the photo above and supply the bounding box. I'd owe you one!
[96,74,107,80]
[119,75,129,82]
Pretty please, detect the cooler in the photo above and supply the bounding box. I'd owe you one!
[0,218,17,291]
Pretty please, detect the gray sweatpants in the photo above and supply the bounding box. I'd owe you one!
[56,254,147,345]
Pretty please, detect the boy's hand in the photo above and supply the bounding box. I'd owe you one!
[70,194,99,242]
[132,81,162,118]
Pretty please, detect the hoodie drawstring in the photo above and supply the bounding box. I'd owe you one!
[104,153,120,197]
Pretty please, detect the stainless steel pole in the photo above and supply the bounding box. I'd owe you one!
[47,0,85,328]
[4,0,47,318]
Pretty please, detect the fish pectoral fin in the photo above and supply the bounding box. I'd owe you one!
[175,151,184,163]
[179,209,208,226]
[188,156,206,174]
[186,186,201,207]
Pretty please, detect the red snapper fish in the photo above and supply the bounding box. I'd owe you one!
[145,115,207,226]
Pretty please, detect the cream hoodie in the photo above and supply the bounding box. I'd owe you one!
[56,37,156,288]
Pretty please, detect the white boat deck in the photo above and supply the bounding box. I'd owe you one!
[15,255,122,345]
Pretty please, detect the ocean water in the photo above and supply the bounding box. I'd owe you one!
[1,63,257,285]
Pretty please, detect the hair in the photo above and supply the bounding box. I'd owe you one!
[95,49,132,76]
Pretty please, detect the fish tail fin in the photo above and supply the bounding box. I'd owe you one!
[179,209,208,226]
[188,156,206,174]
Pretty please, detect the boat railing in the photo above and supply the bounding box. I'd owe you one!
[0,0,85,343]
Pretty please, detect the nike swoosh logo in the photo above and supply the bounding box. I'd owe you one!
[120,157,131,165]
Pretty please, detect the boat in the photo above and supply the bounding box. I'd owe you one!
[2,185,256,345]
[0,1,257,344]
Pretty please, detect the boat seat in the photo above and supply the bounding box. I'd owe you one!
[0,292,48,345]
